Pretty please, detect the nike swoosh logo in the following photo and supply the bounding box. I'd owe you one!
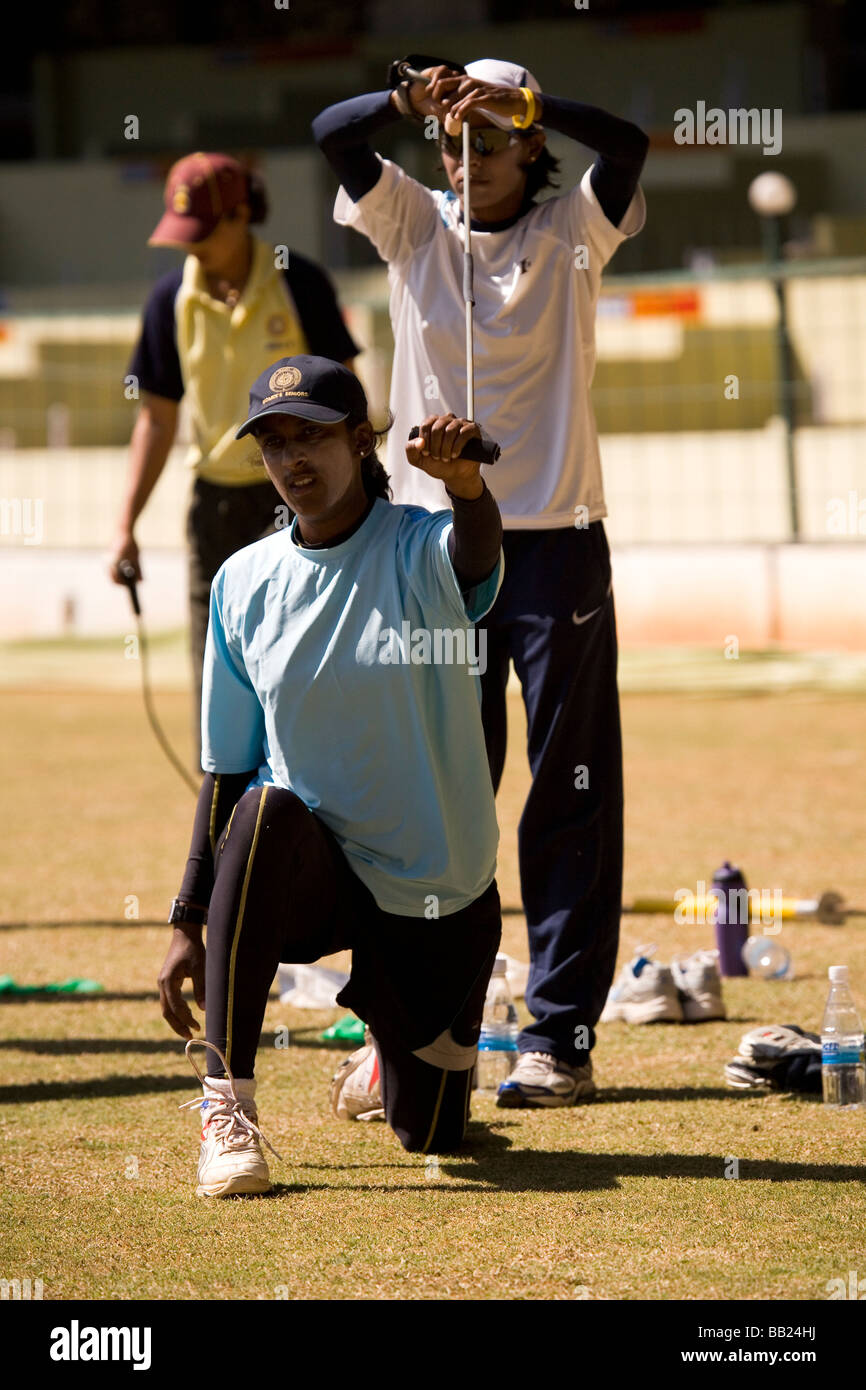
[572,580,612,626]
[572,605,602,626]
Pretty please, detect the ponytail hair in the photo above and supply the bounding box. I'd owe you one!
[517,137,561,200]
[361,451,392,503]
[357,412,393,502]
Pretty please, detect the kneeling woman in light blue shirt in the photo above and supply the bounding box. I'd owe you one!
[157,355,505,1196]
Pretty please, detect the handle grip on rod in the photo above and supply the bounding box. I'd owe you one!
[407,427,500,465]
[118,560,141,616]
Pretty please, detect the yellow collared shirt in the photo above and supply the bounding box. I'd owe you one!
[175,236,309,486]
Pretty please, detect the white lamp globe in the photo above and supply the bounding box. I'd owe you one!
[748,172,797,217]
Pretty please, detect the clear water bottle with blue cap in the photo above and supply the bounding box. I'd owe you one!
[475,955,519,1091]
[821,966,865,1108]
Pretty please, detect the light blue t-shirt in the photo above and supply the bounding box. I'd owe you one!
[201,498,504,917]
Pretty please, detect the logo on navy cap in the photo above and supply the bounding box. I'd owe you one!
[269,366,303,392]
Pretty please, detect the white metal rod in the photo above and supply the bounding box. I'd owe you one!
[462,118,475,422]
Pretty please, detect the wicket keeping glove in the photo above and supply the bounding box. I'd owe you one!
[724,1023,822,1094]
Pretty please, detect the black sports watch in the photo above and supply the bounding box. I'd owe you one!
[168,897,208,927]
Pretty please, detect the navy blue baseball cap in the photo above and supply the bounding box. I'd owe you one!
[235,355,369,439]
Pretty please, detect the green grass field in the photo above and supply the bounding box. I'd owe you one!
[2,661,865,1301]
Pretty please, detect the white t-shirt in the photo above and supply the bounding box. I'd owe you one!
[335,159,646,529]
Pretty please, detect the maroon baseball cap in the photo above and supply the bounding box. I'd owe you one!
[148,152,250,247]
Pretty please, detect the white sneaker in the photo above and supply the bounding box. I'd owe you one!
[600,945,684,1024]
[330,1036,385,1121]
[180,1041,281,1198]
[496,1053,596,1108]
[672,948,726,1021]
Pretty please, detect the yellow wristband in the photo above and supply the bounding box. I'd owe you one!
[512,87,537,130]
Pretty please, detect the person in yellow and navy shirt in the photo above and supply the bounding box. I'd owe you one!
[109,152,359,756]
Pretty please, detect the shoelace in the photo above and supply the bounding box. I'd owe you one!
[179,1039,283,1162]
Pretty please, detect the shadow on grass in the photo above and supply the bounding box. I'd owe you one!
[0,1038,185,1055]
[0,990,281,1006]
[0,991,162,1004]
[0,1062,821,1112]
[265,1159,866,1195]
[0,1074,192,1103]
[0,1032,312,1056]
[0,1028,353,1056]
[440,1150,866,1191]
[596,1085,750,1102]
[265,1121,866,1194]
[4,1082,861,1190]
[0,919,168,931]
[266,1181,497,1195]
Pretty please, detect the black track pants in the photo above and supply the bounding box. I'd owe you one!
[204,785,501,1152]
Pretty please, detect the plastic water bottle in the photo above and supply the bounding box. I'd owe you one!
[821,966,865,1108]
[741,935,793,980]
[475,955,519,1091]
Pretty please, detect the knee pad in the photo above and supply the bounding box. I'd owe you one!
[412,1027,478,1072]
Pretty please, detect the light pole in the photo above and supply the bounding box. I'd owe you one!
[748,172,800,541]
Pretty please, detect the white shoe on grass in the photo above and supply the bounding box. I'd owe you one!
[330,1035,385,1121]
[600,945,684,1024]
[180,1040,281,1198]
[672,948,726,1021]
[496,1053,596,1108]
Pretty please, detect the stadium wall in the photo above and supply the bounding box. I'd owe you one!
[2,541,865,651]
[2,116,866,287]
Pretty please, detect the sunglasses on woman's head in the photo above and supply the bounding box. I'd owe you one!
[438,127,520,159]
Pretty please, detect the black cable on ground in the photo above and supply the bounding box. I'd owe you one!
[119,563,199,797]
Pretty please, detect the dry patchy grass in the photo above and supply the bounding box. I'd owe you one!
[1,682,865,1300]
